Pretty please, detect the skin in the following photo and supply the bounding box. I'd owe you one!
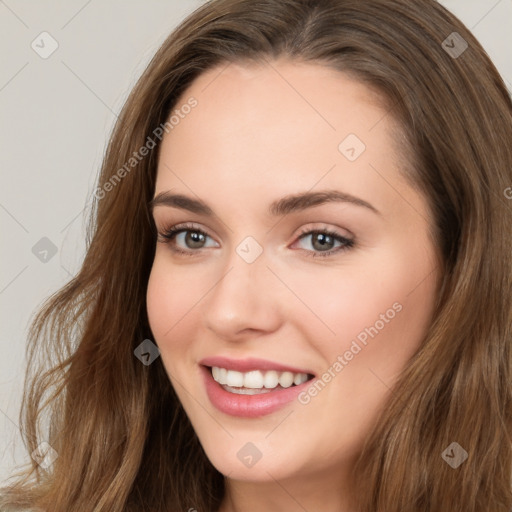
[146,58,442,512]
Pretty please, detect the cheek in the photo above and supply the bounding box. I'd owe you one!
[279,258,405,342]
[146,261,173,342]
[146,256,202,354]
[146,258,207,402]
[288,242,438,372]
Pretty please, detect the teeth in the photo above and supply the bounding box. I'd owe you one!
[225,370,244,387]
[264,370,279,389]
[223,385,273,395]
[279,371,294,388]
[210,367,310,390]
[294,373,308,385]
[244,370,264,389]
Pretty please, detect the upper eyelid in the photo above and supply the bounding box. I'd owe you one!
[161,222,214,237]
[157,222,353,245]
[156,220,350,235]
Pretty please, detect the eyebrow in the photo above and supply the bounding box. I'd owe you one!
[148,190,380,217]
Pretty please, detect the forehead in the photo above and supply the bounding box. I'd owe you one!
[169,59,389,151]
[154,59,420,223]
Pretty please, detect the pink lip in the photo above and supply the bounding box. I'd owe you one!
[199,363,315,418]
[199,356,314,375]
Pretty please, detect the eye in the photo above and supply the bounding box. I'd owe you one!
[157,222,218,256]
[156,222,355,259]
[293,227,355,258]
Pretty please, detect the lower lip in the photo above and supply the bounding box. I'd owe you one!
[200,365,313,418]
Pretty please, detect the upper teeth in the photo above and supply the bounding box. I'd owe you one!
[211,367,309,389]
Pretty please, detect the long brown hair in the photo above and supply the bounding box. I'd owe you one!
[1,0,511,510]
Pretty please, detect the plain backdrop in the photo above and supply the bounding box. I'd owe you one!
[1,0,511,485]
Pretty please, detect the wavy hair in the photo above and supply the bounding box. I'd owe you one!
[1,0,511,510]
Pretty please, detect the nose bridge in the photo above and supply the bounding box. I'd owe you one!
[202,240,281,337]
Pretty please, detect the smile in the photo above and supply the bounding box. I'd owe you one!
[211,366,311,394]
[199,359,316,417]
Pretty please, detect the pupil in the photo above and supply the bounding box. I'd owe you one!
[313,233,333,251]
[187,231,205,248]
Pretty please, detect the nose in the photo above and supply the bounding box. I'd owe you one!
[201,248,283,340]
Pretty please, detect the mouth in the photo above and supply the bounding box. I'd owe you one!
[199,359,316,417]
[206,365,315,395]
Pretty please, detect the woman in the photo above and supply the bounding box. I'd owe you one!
[1,0,511,510]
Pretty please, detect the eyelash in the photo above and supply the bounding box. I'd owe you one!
[157,222,355,259]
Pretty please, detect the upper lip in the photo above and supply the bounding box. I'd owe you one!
[200,356,315,376]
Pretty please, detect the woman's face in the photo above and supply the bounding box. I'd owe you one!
[147,59,441,485]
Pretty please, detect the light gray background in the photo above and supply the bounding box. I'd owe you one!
[1,0,511,484]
